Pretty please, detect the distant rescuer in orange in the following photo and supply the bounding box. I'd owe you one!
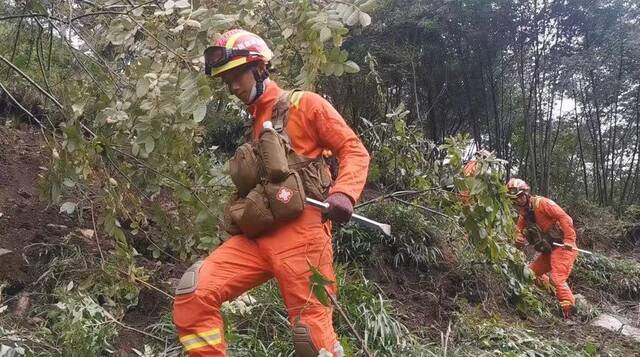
[462,148,491,178]
[506,178,579,319]
[460,148,491,204]
[172,29,370,356]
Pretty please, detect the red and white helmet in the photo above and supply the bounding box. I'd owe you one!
[506,178,530,198]
[474,149,492,160]
[204,29,273,77]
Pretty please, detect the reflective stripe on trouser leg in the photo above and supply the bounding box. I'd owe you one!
[180,328,222,351]
[559,300,573,308]
[173,235,273,356]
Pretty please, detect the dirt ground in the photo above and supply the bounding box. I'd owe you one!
[0,126,178,356]
[0,126,73,290]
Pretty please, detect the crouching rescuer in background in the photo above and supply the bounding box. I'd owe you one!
[506,178,578,320]
[172,29,370,356]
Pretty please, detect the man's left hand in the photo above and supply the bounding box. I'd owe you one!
[324,193,354,223]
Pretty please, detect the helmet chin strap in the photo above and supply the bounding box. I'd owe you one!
[248,67,270,104]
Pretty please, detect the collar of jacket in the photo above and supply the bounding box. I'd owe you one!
[248,80,284,130]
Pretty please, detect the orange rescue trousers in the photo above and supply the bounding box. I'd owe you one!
[173,208,339,356]
[529,246,578,308]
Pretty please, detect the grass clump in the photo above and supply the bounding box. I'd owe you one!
[573,254,640,300]
[335,202,447,270]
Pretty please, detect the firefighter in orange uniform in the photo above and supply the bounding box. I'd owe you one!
[462,148,491,177]
[172,29,370,356]
[507,178,578,319]
[461,148,491,204]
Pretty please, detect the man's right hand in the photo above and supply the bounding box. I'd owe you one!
[324,192,354,223]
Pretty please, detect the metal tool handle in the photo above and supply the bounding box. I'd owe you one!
[305,197,392,236]
[552,242,593,255]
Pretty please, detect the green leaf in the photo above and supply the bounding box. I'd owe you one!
[583,342,598,356]
[339,49,349,62]
[327,20,344,30]
[336,4,349,18]
[195,209,210,224]
[62,179,76,188]
[359,12,371,27]
[308,263,334,307]
[184,19,200,28]
[143,136,155,153]
[193,102,207,122]
[132,142,140,156]
[319,27,331,42]
[174,0,190,8]
[344,60,360,73]
[340,5,354,21]
[136,77,150,97]
[359,0,377,12]
[346,9,360,26]
[60,202,77,214]
[71,103,85,119]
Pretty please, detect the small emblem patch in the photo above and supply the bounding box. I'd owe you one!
[276,187,293,203]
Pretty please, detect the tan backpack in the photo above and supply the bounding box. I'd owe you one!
[222,91,333,238]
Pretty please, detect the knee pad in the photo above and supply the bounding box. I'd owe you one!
[293,323,319,357]
[175,260,204,295]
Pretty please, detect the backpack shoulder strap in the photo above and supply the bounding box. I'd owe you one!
[241,116,254,143]
[271,89,304,143]
[525,196,540,226]
[532,196,542,210]
[242,89,302,144]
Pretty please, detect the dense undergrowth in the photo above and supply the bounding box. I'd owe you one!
[2,122,640,356]
[0,135,640,356]
[0,0,639,352]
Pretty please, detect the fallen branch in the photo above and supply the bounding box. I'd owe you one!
[391,196,456,221]
[116,268,175,301]
[0,13,64,22]
[48,21,111,97]
[127,15,192,69]
[326,288,374,357]
[89,204,105,267]
[355,188,454,210]
[107,145,220,219]
[0,54,64,109]
[105,310,166,342]
[0,81,45,129]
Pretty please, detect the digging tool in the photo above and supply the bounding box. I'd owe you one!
[552,242,594,255]
[305,197,392,237]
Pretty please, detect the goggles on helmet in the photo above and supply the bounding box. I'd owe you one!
[506,188,525,199]
[204,46,259,75]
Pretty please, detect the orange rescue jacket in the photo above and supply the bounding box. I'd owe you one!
[248,81,370,203]
[516,196,576,245]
